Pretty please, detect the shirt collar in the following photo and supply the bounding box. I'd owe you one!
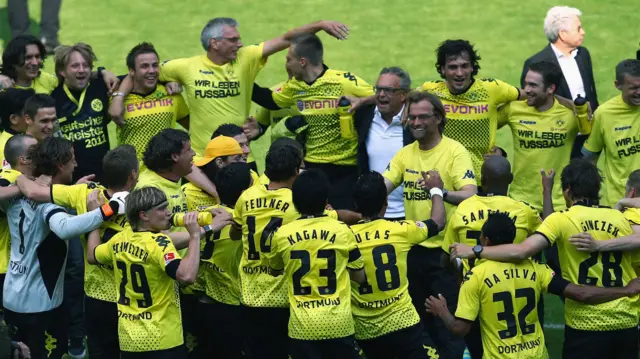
[550,43,579,59]
[374,105,405,125]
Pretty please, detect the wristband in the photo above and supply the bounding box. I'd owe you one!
[203,225,213,233]
[100,203,114,219]
[429,188,444,198]
[112,92,125,97]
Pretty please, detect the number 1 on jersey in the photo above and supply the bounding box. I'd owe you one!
[246,216,283,260]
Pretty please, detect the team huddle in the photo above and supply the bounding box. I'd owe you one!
[0,4,639,359]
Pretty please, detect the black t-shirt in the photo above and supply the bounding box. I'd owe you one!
[50,78,110,183]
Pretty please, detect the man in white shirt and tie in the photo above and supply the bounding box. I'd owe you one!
[356,67,413,220]
[521,5,598,159]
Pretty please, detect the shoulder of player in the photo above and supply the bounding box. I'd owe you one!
[417,80,445,91]
[145,232,173,250]
[441,136,470,153]
[594,95,626,118]
[270,82,286,92]
[477,77,512,88]
[0,169,22,183]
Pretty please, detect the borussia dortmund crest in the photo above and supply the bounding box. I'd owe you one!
[91,98,103,112]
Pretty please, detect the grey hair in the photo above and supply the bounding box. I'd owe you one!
[544,6,582,43]
[126,187,168,231]
[379,67,412,89]
[200,17,239,51]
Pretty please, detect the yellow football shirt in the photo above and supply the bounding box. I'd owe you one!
[0,169,21,273]
[350,219,438,339]
[271,68,374,165]
[501,99,585,212]
[52,182,129,302]
[197,204,242,305]
[14,72,58,94]
[232,184,337,308]
[253,82,300,139]
[0,130,17,168]
[94,229,183,352]
[624,207,640,226]
[117,84,189,171]
[266,215,364,340]
[419,78,520,178]
[135,170,187,220]
[159,44,266,156]
[536,203,638,330]
[182,182,218,211]
[584,95,640,206]
[383,137,477,248]
[442,194,541,269]
[456,259,553,359]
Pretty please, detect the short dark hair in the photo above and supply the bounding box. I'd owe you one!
[264,145,301,182]
[616,59,640,84]
[528,60,563,91]
[103,145,138,189]
[4,134,33,168]
[292,169,329,216]
[406,91,447,134]
[560,159,601,202]
[214,162,252,206]
[482,212,516,246]
[291,33,323,66]
[270,137,304,157]
[436,39,481,78]
[354,171,387,217]
[211,123,243,139]
[0,35,46,80]
[143,129,190,172]
[0,88,35,131]
[23,94,56,121]
[626,169,640,195]
[126,42,159,70]
[31,137,74,177]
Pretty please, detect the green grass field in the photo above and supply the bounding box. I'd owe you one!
[0,0,637,357]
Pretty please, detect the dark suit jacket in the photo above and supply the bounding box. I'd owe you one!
[521,44,598,110]
[355,104,415,175]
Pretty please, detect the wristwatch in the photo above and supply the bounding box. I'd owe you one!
[472,245,483,259]
[442,188,449,199]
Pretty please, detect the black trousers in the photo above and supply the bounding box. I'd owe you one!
[407,246,465,359]
[563,325,638,359]
[180,293,204,358]
[305,162,358,210]
[63,237,85,340]
[243,306,290,359]
[5,305,68,359]
[121,345,187,359]
[7,0,61,43]
[358,323,431,359]
[85,296,119,359]
[290,335,361,359]
[198,300,245,359]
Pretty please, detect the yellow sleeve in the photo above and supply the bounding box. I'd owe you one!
[324,210,338,220]
[42,72,59,93]
[239,42,267,76]
[233,196,244,226]
[535,212,563,246]
[94,243,113,266]
[159,58,189,84]
[535,262,556,293]
[346,230,365,270]
[624,209,640,226]
[441,216,459,254]
[454,267,482,321]
[51,184,89,213]
[583,110,604,153]
[382,148,405,187]
[487,78,520,105]
[417,81,438,92]
[525,205,542,234]
[342,72,375,98]
[497,103,510,129]
[253,106,271,127]
[173,94,189,122]
[265,232,284,271]
[270,115,297,140]
[271,81,295,109]
[450,145,477,189]
[405,221,431,245]
[150,234,182,271]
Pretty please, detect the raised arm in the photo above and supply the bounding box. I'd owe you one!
[184,165,220,202]
[444,184,477,205]
[174,213,203,285]
[262,21,349,58]
[421,170,446,231]
[86,228,101,265]
[450,233,549,262]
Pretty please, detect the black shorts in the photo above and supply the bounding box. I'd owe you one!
[358,323,431,359]
[121,345,187,359]
[243,306,290,359]
[180,293,204,358]
[407,246,465,359]
[290,335,360,359]
[198,299,245,359]
[304,162,358,210]
[85,296,119,359]
[563,325,638,359]
[4,305,68,359]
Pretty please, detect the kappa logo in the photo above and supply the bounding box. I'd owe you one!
[405,168,419,174]
[155,235,170,252]
[462,170,475,180]
[91,98,103,112]
[199,70,215,75]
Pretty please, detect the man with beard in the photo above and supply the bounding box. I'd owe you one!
[383,91,476,359]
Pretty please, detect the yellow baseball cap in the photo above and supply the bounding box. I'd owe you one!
[194,136,243,167]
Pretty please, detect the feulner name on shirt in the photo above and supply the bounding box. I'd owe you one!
[483,268,537,288]
[287,229,336,245]
[244,197,290,213]
[581,220,620,236]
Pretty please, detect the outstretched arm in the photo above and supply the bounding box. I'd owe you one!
[262,21,349,58]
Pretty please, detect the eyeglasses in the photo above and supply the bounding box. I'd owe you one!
[216,37,241,44]
[374,86,405,94]
[407,113,437,121]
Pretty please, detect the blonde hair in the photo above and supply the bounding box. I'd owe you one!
[54,43,97,81]
[544,6,582,43]
[126,187,167,231]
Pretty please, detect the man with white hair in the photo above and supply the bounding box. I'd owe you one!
[158,17,349,158]
[521,6,598,159]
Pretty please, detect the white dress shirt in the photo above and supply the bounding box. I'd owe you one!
[551,43,585,100]
[366,106,405,219]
